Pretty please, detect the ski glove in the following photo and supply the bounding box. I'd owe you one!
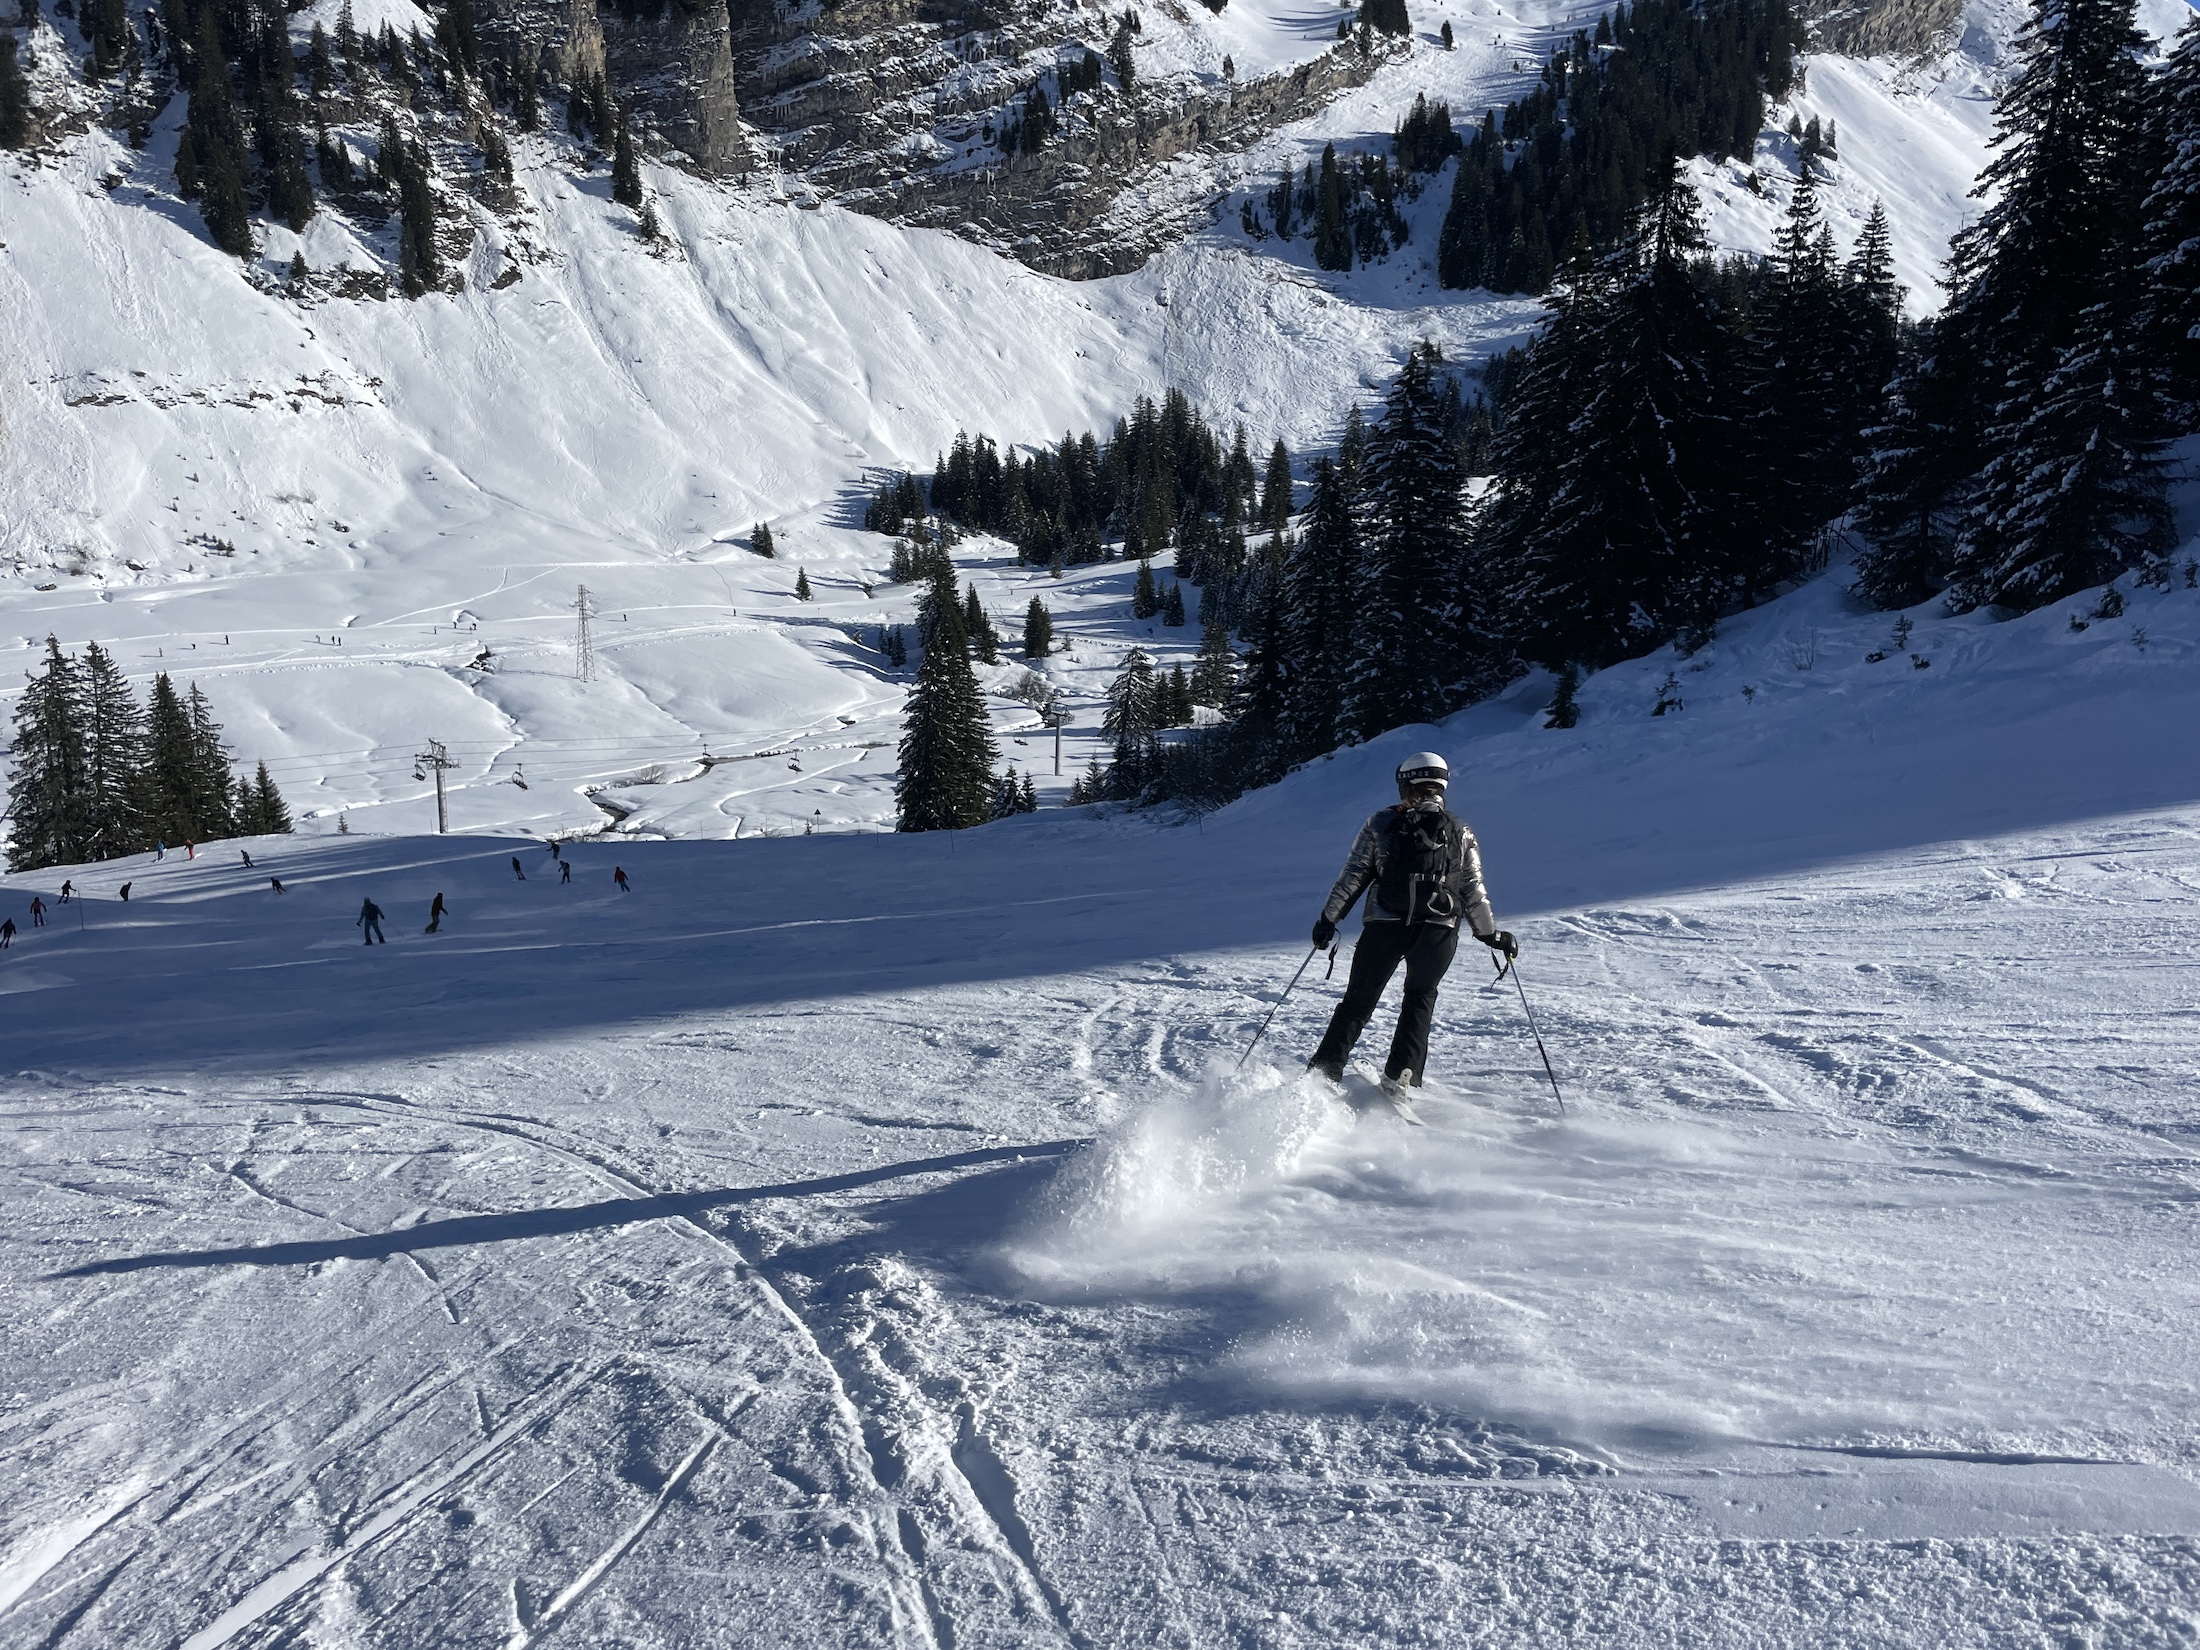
[1480,929,1519,960]
[1311,917,1338,949]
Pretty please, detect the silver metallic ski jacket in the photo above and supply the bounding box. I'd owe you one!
[1319,802,1497,936]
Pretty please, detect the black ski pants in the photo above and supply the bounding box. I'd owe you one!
[1311,921,1459,1084]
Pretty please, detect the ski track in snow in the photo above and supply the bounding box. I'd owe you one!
[9,638,2200,1642]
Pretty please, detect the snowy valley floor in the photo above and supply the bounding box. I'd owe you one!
[6,725,2200,1643]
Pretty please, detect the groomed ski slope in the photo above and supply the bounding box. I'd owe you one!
[5,557,2200,1647]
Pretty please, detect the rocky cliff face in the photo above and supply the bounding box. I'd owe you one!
[1798,0,1963,58]
[476,0,752,175]
[725,0,1400,275]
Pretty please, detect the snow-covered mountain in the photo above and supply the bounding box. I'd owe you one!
[7,0,2190,841]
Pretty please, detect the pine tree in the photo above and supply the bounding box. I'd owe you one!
[184,683,238,837]
[84,0,131,78]
[335,0,360,74]
[1163,663,1194,726]
[794,567,813,600]
[1101,647,1158,797]
[1855,323,1969,607]
[1927,0,2158,612]
[5,639,94,872]
[1019,771,1038,812]
[752,521,775,557]
[1313,143,1352,271]
[1131,556,1160,618]
[1260,439,1293,531]
[243,760,293,833]
[1161,581,1186,626]
[1344,342,1480,737]
[253,9,316,234]
[1487,164,1739,668]
[307,22,334,95]
[1189,614,1236,707]
[1022,595,1053,657]
[0,36,31,152]
[1274,459,1359,760]
[178,20,255,256]
[1744,161,1852,581]
[2139,18,2200,419]
[1544,663,1581,728]
[1950,303,2172,608]
[391,137,439,296]
[962,583,999,662]
[80,641,146,856]
[612,105,642,207]
[895,595,997,831]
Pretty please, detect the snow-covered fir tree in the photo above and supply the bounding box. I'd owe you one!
[895,599,997,832]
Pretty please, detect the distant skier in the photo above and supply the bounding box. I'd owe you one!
[57,880,73,903]
[119,882,132,902]
[185,840,195,860]
[546,839,560,858]
[559,859,571,884]
[1306,753,1517,1094]
[512,856,527,881]
[30,897,46,928]
[270,877,286,895]
[240,849,254,869]
[425,892,446,934]
[153,842,165,863]
[613,866,631,893]
[358,897,386,945]
[0,918,14,949]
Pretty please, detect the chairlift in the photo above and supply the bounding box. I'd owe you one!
[510,764,530,791]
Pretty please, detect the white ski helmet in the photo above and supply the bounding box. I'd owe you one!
[1395,751,1450,792]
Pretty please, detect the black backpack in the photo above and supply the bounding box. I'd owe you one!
[1376,807,1463,923]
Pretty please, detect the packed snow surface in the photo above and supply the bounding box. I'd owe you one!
[5,558,2200,1645]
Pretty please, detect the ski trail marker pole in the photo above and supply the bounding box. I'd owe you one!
[1236,945,1322,1074]
[1496,953,1566,1114]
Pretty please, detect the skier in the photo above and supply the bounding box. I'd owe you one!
[425,892,446,934]
[30,897,45,928]
[559,859,571,884]
[0,917,13,949]
[270,877,286,895]
[511,856,527,882]
[240,849,254,869]
[1306,753,1517,1094]
[153,842,165,863]
[186,840,195,860]
[613,866,631,893]
[119,882,132,902]
[358,897,386,945]
[57,880,72,903]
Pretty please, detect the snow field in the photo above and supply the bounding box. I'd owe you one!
[7,531,2200,1642]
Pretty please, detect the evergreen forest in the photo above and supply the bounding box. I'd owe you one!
[7,639,293,871]
[1437,0,1802,293]
[881,0,2197,827]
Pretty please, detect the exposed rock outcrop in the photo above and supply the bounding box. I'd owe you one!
[727,0,1401,275]
[476,0,750,175]
[1798,0,1962,59]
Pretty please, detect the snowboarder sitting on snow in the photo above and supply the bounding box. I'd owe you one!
[1306,752,1517,1092]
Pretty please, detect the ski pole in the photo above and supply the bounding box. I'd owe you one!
[1235,944,1322,1073]
[1494,952,1566,1114]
